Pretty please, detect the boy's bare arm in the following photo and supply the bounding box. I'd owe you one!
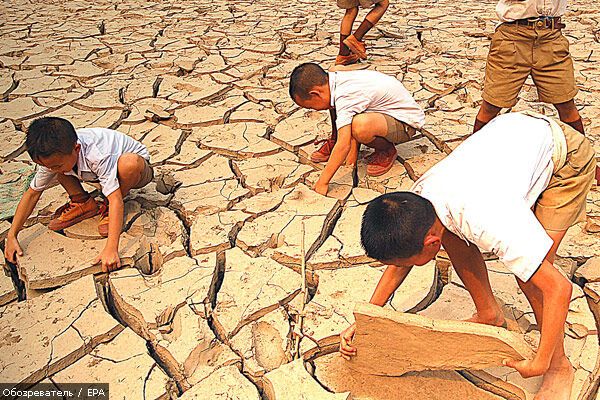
[95,189,124,272]
[329,108,338,138]
[340,264,412,359]
[315,125,352,194]
[5,188,43,263]
[505,260,572,377]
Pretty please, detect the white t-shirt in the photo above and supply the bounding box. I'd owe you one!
[496,0,566,22]
[30,128,150,197]
[329,70,425,131]
[411,113,557,282]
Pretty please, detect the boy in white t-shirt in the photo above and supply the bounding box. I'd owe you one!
[289,62,424,196]
[4,117,153,272]
[339,113,596,400]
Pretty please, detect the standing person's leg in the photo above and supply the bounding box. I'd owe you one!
[336,1,360,65]
[48,174,98,231]
[476,23,531,133]
[531,25,600,185]
[344,0,389,59]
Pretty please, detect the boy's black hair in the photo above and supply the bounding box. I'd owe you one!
[361,192,436,261]
[26,117,77,161]
[289,62,328,101]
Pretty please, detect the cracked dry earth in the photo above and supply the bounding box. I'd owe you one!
[0,0,600,399]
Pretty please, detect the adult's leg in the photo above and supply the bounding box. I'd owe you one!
[516,229,573,400]
[554,100,584,135]
[339,7,359,56]
[474,100,502,133]
[442,229,505,326]
[353,0,389,41]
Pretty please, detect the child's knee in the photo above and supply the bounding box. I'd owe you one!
[117,153,144,179]
[351,115,372,142]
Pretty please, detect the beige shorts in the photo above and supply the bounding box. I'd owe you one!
[133,158,154,189]
[534,124,596,231]
[337,0,384,9]
[483,23,578,108]
[382,114,417,144]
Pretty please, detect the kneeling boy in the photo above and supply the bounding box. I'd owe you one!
[289,62,424,195]
[341,112,596,400]
[4,117,153,272]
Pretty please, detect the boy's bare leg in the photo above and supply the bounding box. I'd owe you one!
[351,112,396,150]
[517,229,573,400]
[56,174,89,202]
[339,7,358,56]
[474,100,502,133]
[117,153,149,196]
[442,230,505,326]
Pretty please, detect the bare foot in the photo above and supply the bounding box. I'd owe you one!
[465,312,506,328]
[534,358,574,400]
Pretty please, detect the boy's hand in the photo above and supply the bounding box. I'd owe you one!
[95,247,121,272]
[503,358,548,378]
[314,181,329,196]
[4,235,24,263]
[339,323,357,360]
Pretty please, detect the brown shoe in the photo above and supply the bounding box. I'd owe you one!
[48,197,99,231]
[335,53,360,66]
[343,34,367,59]
[97,201,109,238]
[310,137,337,163]
[366,147,398,177]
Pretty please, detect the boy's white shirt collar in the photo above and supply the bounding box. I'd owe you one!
[328,72,336,108]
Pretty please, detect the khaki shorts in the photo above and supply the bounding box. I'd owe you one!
[337,0,384,9]
[483,23,578,108]
[381,114,417,144]
[534,124,596,231]
[133,158,154,189]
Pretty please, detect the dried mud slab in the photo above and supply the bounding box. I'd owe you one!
[16,224,141,290]
[349,302,534,376]
[271,109,329,153]
[0,254,17,306]
[232,151,314,194]
[189,210,251,255]
[263,359,350,400]
[152,304,240,387]
[190,122,280,159]
[299,261,438,358]
[178,365,260,400]
[237,184,340,263]
[126,207,188,263]
[229,306,292,378]
[52,328,172,399]
[210,247,301,340]
[0,276,122,387]
[314,353,506,400]
[309,188,380,269]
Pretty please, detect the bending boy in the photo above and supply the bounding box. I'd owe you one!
[341,112,596,400]
[4,117,153,272]
[289,62,424,195]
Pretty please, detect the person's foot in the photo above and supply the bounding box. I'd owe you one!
[335,53,360,66]
[48,197,99,231]
[366,147,397,176]
[464,311,507,328]
[310,137,336,163]
[534,358,574,400]
[343,34,367,59]
[97,201,109,238]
